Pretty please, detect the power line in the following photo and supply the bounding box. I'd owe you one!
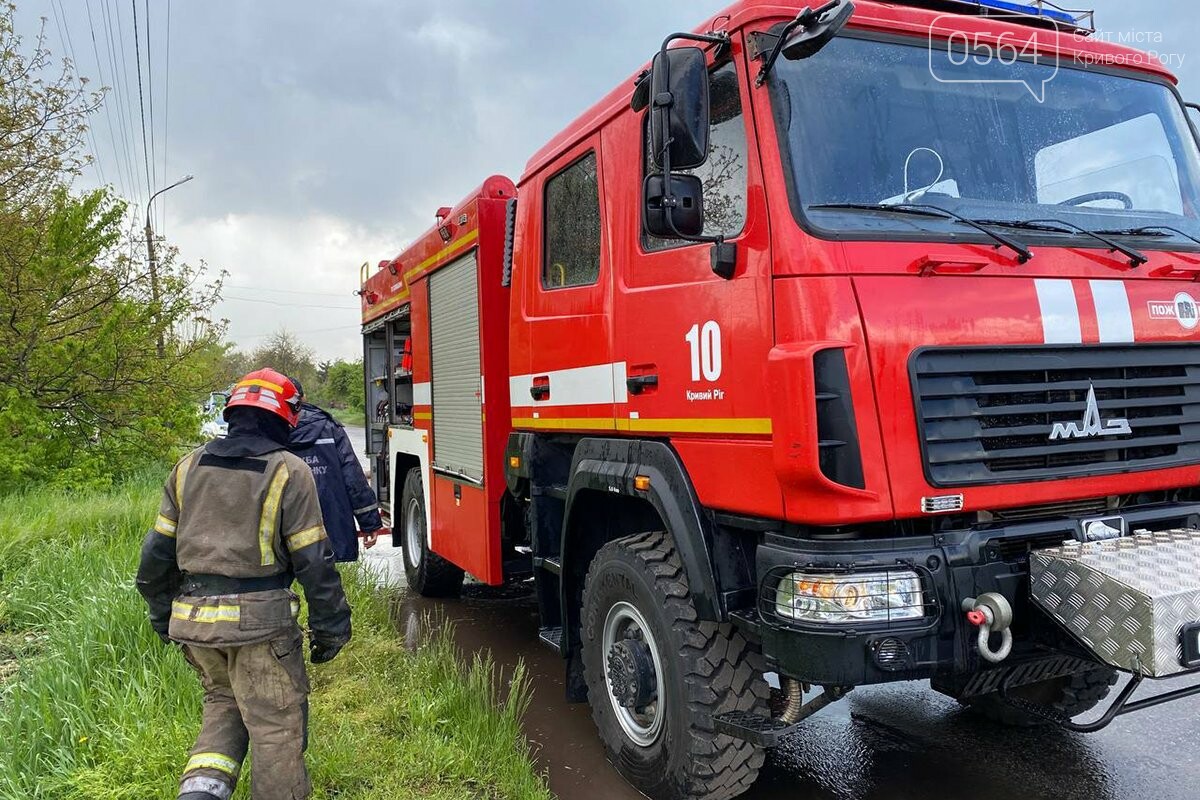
[130,0,151,201]
[219,294,361,311]
[50,0,106,188]
[238,325,352,341]
[107,0,143,203]
[85,0,131,200]
[103,0,134,200]
[225,284,359,298]
[162,0,172,232]
[143,0,158,216]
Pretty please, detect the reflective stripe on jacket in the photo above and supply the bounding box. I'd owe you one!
[137,441,352,647]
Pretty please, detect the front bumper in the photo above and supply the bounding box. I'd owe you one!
[752,502,1200,687]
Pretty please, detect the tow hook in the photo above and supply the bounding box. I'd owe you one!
[962,593,1013,664]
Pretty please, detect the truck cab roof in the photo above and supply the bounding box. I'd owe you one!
[522,0,1179,182]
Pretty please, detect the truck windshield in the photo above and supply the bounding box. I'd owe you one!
[770,36,1200,248]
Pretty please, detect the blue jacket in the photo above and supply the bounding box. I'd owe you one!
[288,403,382,562]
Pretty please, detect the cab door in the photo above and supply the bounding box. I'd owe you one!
[607,41,779,517]
[513,137,618,431]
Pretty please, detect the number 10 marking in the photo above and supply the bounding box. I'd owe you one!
[685,321,722,382]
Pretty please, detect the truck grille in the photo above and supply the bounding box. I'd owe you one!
[913,345,1200,486]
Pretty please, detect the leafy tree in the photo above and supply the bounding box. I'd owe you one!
[324,360,364,412]
[317,359,333,383]
[211,344,253,389]
[0,6,224,492]
[250,328,316,389]
[0,2,96,206]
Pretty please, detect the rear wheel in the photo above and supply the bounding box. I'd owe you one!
[580,531,768,800]
[954,665,1118,727]
[399,467,464,597]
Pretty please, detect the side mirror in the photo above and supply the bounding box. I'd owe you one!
[782,0,854,61]
[649,46,710,171]
[643,174,704,238]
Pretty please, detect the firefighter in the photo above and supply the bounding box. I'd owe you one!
[137,368,351,800]
[286,377,388,562]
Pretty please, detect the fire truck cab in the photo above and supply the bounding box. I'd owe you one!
[362,1,1200,797]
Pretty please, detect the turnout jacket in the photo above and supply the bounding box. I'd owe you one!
[136,438,352,648]
[288,403,382,562]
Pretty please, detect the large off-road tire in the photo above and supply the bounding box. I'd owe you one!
[399,467,464,597]
[580,531,769,800]
[958,665,1119,727]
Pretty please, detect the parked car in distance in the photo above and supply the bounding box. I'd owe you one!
[200,390,230,439]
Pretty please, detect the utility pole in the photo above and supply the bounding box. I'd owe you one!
[145,175,194,357]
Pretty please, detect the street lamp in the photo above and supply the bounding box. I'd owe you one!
[145,174,194,357]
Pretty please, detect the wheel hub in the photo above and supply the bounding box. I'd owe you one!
[607,635,657,710]
[405,496,423,568]
[601,601,666,747]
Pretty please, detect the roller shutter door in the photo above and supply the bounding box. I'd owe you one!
[429,253,483,482]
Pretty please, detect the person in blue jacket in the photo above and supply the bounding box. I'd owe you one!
[287,378,387,562]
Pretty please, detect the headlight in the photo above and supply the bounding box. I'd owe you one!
[773,570,925,624]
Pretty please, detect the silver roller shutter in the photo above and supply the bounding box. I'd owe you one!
[429,252,484,482]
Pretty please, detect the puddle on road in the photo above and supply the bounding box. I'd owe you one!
[380,577,1200,800]
[391,580,644,800]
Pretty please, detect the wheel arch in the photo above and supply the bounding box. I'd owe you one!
[560,438,722,663]
[389,427,430,546]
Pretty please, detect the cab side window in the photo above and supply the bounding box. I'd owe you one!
[643,61,747,251]
[543,152,601,289]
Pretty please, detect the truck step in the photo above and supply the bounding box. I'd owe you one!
[533,556,562,575]
[712,711,799,748]
[538,626,564,654]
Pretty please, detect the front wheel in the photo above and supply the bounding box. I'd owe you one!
[580,531,768,800]
[399,467,463,597]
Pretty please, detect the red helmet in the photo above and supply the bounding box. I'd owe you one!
[224,368,302,426]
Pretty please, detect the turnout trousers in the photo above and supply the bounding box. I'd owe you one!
[178,626,312,800]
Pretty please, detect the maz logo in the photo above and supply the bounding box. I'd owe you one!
[1049,384,1132,441]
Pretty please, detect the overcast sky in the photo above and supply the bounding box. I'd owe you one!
[19,1,1200,362]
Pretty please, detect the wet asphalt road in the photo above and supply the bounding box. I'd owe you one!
[346,426,1200,800]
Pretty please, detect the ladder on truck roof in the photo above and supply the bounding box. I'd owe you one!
[892,0,1095,34]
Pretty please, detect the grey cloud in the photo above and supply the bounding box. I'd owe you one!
[20,1,1200,361]
[156,0,728,230]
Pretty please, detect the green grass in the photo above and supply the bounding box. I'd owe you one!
[0,477,551,800]
[328,406,366,428]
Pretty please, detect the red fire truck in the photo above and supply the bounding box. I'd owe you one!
[361,1,1200,797]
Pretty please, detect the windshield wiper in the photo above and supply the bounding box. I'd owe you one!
[809,203,1034,263]
[1095,225,1200,249]
[976,218,1148,268]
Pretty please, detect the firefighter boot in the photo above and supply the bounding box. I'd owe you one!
[179,789,227,800]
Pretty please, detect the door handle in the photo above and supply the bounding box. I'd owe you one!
[913,254,989,277]
[1151,264,1200,281]
[530,376,550,401]
[626,374,658,395]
